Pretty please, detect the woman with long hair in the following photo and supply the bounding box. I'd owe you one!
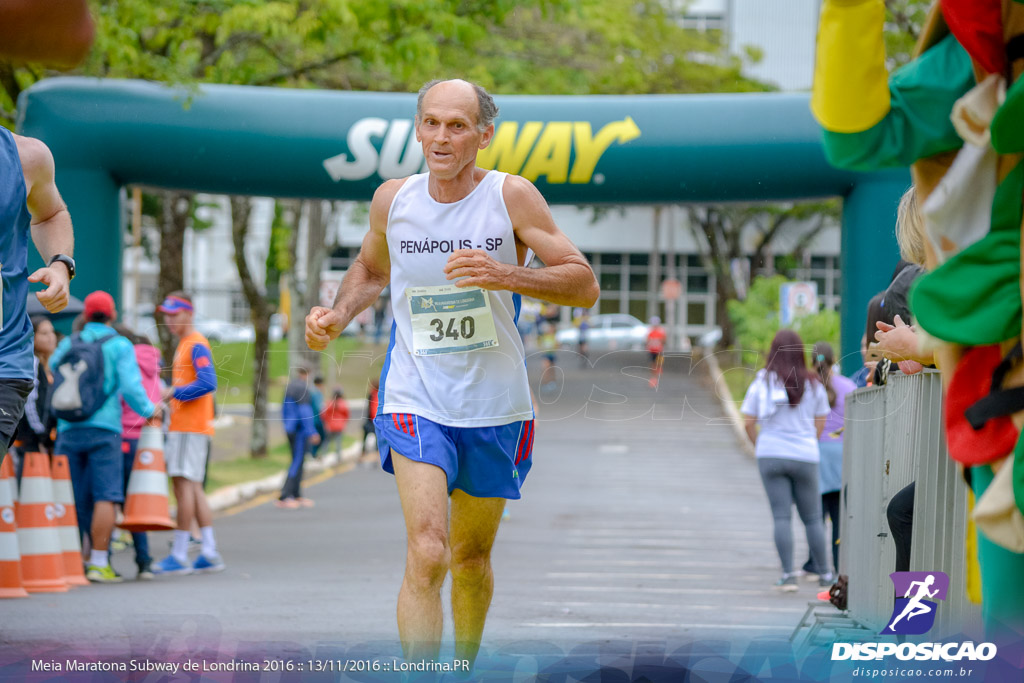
[807,341,857,578]
[740,329,832,592]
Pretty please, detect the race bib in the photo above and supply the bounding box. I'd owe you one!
[406,285,500,356]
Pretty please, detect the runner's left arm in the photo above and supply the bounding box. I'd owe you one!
[443,175,599,308]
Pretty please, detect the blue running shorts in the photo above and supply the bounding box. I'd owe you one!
[375,413,535,499]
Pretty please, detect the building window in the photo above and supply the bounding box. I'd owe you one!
[628,299,647,321]
[600,253,622,266]
[629,253,649,267]
[687,273,709,294]
[599,298,621,315]
[687,301,707,326]
[629,272,649,292]
[600,271,622,292]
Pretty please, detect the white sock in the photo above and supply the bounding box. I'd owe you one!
[172,530,191,562]
[89,549,109,567]
[200,526,217,557]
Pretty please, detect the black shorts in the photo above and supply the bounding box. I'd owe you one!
[0,379,34,453]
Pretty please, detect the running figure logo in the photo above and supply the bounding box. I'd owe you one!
[882,571,949,635]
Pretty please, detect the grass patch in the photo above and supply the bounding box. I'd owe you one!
[205,441,292,491]
[715,348,758,406]
[211,336,382,405]
[204,437,354,491]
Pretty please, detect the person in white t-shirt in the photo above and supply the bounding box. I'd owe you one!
[740,329,832,592]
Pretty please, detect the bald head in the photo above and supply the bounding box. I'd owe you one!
[416,79,498,131]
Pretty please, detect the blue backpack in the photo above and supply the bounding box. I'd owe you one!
[51,332,114,422]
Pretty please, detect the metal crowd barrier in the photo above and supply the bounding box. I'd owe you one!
[840,370,981,638]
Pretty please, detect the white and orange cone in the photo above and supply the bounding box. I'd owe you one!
[15,452,68,593]
[50,455,88,587]
[0,457,28,598]
[120,425,174,532]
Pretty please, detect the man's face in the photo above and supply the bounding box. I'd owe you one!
[415,81,493,180]
[163,310,191,337]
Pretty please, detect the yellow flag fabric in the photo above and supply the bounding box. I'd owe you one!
[811,0,891,133]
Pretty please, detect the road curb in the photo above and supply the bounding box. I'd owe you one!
[702,351,755,459]
[206,441,366,512]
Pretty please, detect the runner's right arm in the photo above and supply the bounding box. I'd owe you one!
[306,179,403,350]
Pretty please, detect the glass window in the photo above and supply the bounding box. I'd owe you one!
[629,253,649,267]
[628,299,648,320]
[687,301,706,326]
[599,298,621,315]
[582,252,595,265]
[686,254,703,268]
[810,255,827,270]
[600,272,621,292]
[600,253,622,266]
[687,273,709,293]
[629,272,649,292]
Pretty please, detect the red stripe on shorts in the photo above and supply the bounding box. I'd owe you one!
[515,421,530,465]
[407,415,416,438]
[524,420,535,461]
[392,413,400,431]
[400,413,409,434]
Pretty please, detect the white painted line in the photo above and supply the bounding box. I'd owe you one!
[544,585,768,596]
[519,622,791,631]
[547,572,727,580]
[552,559,745,568]
[541,601,808,614]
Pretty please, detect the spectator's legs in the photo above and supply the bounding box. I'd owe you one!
[279,431,304,500]
[758,457,796,575]
[171,475,195,562]
[822,490,841,573]
[90,501,116,553]
[791,461,830,577]
[122,438,151,569]
[59,435,90,551]
[86,430,125,569]
[887,481,915,573]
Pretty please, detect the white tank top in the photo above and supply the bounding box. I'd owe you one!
[379,171,534,427]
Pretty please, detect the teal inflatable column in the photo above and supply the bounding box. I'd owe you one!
[29,168,122,306]
[839,177,910,376]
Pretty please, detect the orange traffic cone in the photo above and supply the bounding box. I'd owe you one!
[120,425,174,532]
[0,457,28,598]
[15,452,68,593]
[50,455,88,587]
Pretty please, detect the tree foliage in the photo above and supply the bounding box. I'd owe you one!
[727,275,840,371]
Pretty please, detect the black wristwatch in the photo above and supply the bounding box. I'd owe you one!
[48,254,75,281]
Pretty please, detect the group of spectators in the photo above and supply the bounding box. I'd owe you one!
[740,185,932,597]
[10,290,223,582]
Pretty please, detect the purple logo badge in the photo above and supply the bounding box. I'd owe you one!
[882,571,949,635]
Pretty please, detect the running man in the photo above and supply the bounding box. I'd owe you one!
[0,129,75,466]
[306,79,599,666]
[889,574,939,631]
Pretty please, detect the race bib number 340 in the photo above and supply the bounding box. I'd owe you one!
[406,285,500,356]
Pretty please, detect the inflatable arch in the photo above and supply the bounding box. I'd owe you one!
[18,78,907,372]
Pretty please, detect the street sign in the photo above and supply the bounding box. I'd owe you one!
[660,278,682,301]
[780,281,818,325]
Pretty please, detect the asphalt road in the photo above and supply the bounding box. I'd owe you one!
[1,350,822,677]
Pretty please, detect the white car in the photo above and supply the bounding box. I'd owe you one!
[555,314,650,352]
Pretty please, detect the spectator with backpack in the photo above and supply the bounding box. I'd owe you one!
[50,291,161,583]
